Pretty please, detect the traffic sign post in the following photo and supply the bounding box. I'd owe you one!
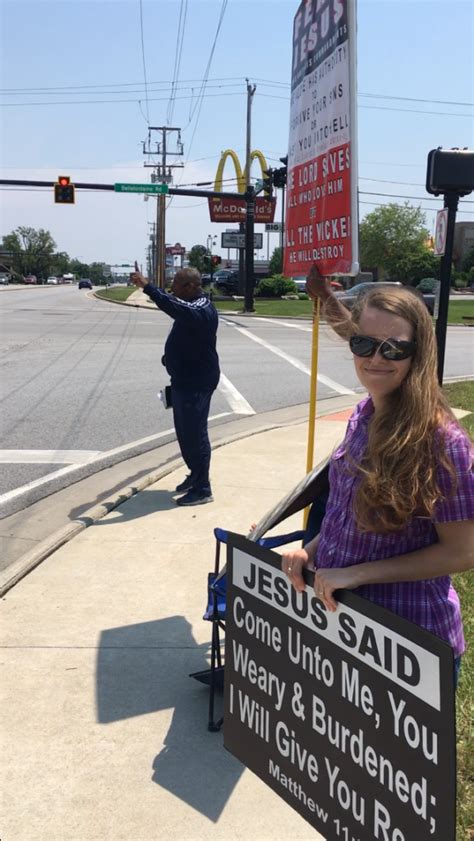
[114,183,169,194]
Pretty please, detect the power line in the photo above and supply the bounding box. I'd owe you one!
[359,190,473,204]
[167,0,188,125]
[138,0,150,124]
[359,199,474,215]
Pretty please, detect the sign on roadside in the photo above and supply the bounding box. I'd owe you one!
[265,223,282,233]
[221,232,263,250]
[434,209,448,256]
[284,0,359,276]
[224,534,456,841]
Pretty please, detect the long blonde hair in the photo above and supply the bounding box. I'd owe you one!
[337,287,456,533]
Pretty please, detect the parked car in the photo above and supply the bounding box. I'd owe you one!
[212,270,240,295]
[46,276,58,285]
[335,281,435,315]
[0,273,10,285]
[24,275,37,284]
[78,279,93,290]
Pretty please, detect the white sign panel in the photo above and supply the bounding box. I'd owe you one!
[222,232,263,249]
[434,209,448,256]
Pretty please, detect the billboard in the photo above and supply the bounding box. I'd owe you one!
[209,149,277,223]
[284,0,359,277]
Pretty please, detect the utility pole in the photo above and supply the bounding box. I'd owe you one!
[143,127,183,287]
[242,80,256,308]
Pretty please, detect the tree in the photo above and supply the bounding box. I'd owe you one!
[269,247,283,276]
[462,245,474,273]
[50,251,71,277]
[359,204,430,281]
[188,244,208,274]
[3,226,56,281]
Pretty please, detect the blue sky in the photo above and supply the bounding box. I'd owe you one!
[1,0,473,266]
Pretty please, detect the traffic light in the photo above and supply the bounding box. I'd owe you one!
[54,175,75,204]
[273,156,288,189]
[426,148,474,196]
[262,167,274,198]
[211,255,221,266]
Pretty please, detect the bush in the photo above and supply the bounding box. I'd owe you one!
[255,274,297,298]
[453,272,469,289]
[416,277,438,293]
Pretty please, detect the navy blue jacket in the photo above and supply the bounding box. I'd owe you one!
[144,284,220,390]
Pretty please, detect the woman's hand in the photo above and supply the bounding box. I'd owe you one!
[306,264,332,301]
[281,548,310,593]
[314,566,363,612]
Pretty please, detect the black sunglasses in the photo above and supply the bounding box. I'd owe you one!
[349,335,416,361]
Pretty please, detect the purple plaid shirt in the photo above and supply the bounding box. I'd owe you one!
[316,397,474,656]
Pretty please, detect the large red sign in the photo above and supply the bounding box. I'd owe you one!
[208,196,276,223]
[284,0,358,277]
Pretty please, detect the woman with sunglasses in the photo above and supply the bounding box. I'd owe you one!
[282,266,473,681]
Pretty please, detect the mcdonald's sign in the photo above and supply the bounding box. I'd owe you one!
[208,149,277,223]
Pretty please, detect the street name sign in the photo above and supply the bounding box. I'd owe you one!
[222,232,263,249]
[114,183,169,194]
[224,534,456,841]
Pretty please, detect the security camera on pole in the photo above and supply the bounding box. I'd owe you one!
[426,147,474,383]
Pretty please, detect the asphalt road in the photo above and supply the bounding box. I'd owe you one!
[0,285,472,518]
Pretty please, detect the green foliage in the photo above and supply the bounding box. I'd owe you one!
[461,245,474,273]
[188,244,208,274]
[269,246,283,276]
[416,277,438,292]
[3,226,57,280]
[454,273,468,289]
[49,251,71,277]
[359,204,431,280]
[255,274,296,297]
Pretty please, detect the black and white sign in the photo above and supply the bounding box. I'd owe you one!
[265,223,283,233]
[221,232,263,249]
[224,534,456,841]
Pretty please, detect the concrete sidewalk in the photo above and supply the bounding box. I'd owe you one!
[0,404,358,841]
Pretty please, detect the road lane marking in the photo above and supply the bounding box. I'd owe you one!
[0,412,232,508]
[222,320,355,395]
[218,373,255,415]
[0,450,100,464]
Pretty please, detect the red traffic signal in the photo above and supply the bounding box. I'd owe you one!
[211,255,221,266]
[54,175,75,204]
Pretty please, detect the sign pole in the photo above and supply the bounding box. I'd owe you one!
[435,192,459,385]
[244,187,256,312]
[304,299,320,529]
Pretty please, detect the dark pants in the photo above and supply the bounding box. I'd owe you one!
[172,385,215,492]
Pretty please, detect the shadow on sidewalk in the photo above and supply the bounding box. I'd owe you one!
[86,489,178,525]
[96,615,243,821]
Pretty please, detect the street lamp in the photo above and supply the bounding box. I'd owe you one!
[207,234,217,283]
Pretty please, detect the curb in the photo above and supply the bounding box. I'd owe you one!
[0,400,358,597]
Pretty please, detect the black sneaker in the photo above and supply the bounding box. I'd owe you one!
[175,475,194,493]
[176,489,214,506]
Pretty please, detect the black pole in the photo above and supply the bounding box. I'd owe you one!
[238,221,246,295]
[435,191,459,385]
[244,187,255,312]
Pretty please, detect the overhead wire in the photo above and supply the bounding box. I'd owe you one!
[138,0,150,124]
[167,0,188,125]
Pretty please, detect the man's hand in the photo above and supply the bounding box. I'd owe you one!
[130,270,148,290]
[306,264,333,302]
